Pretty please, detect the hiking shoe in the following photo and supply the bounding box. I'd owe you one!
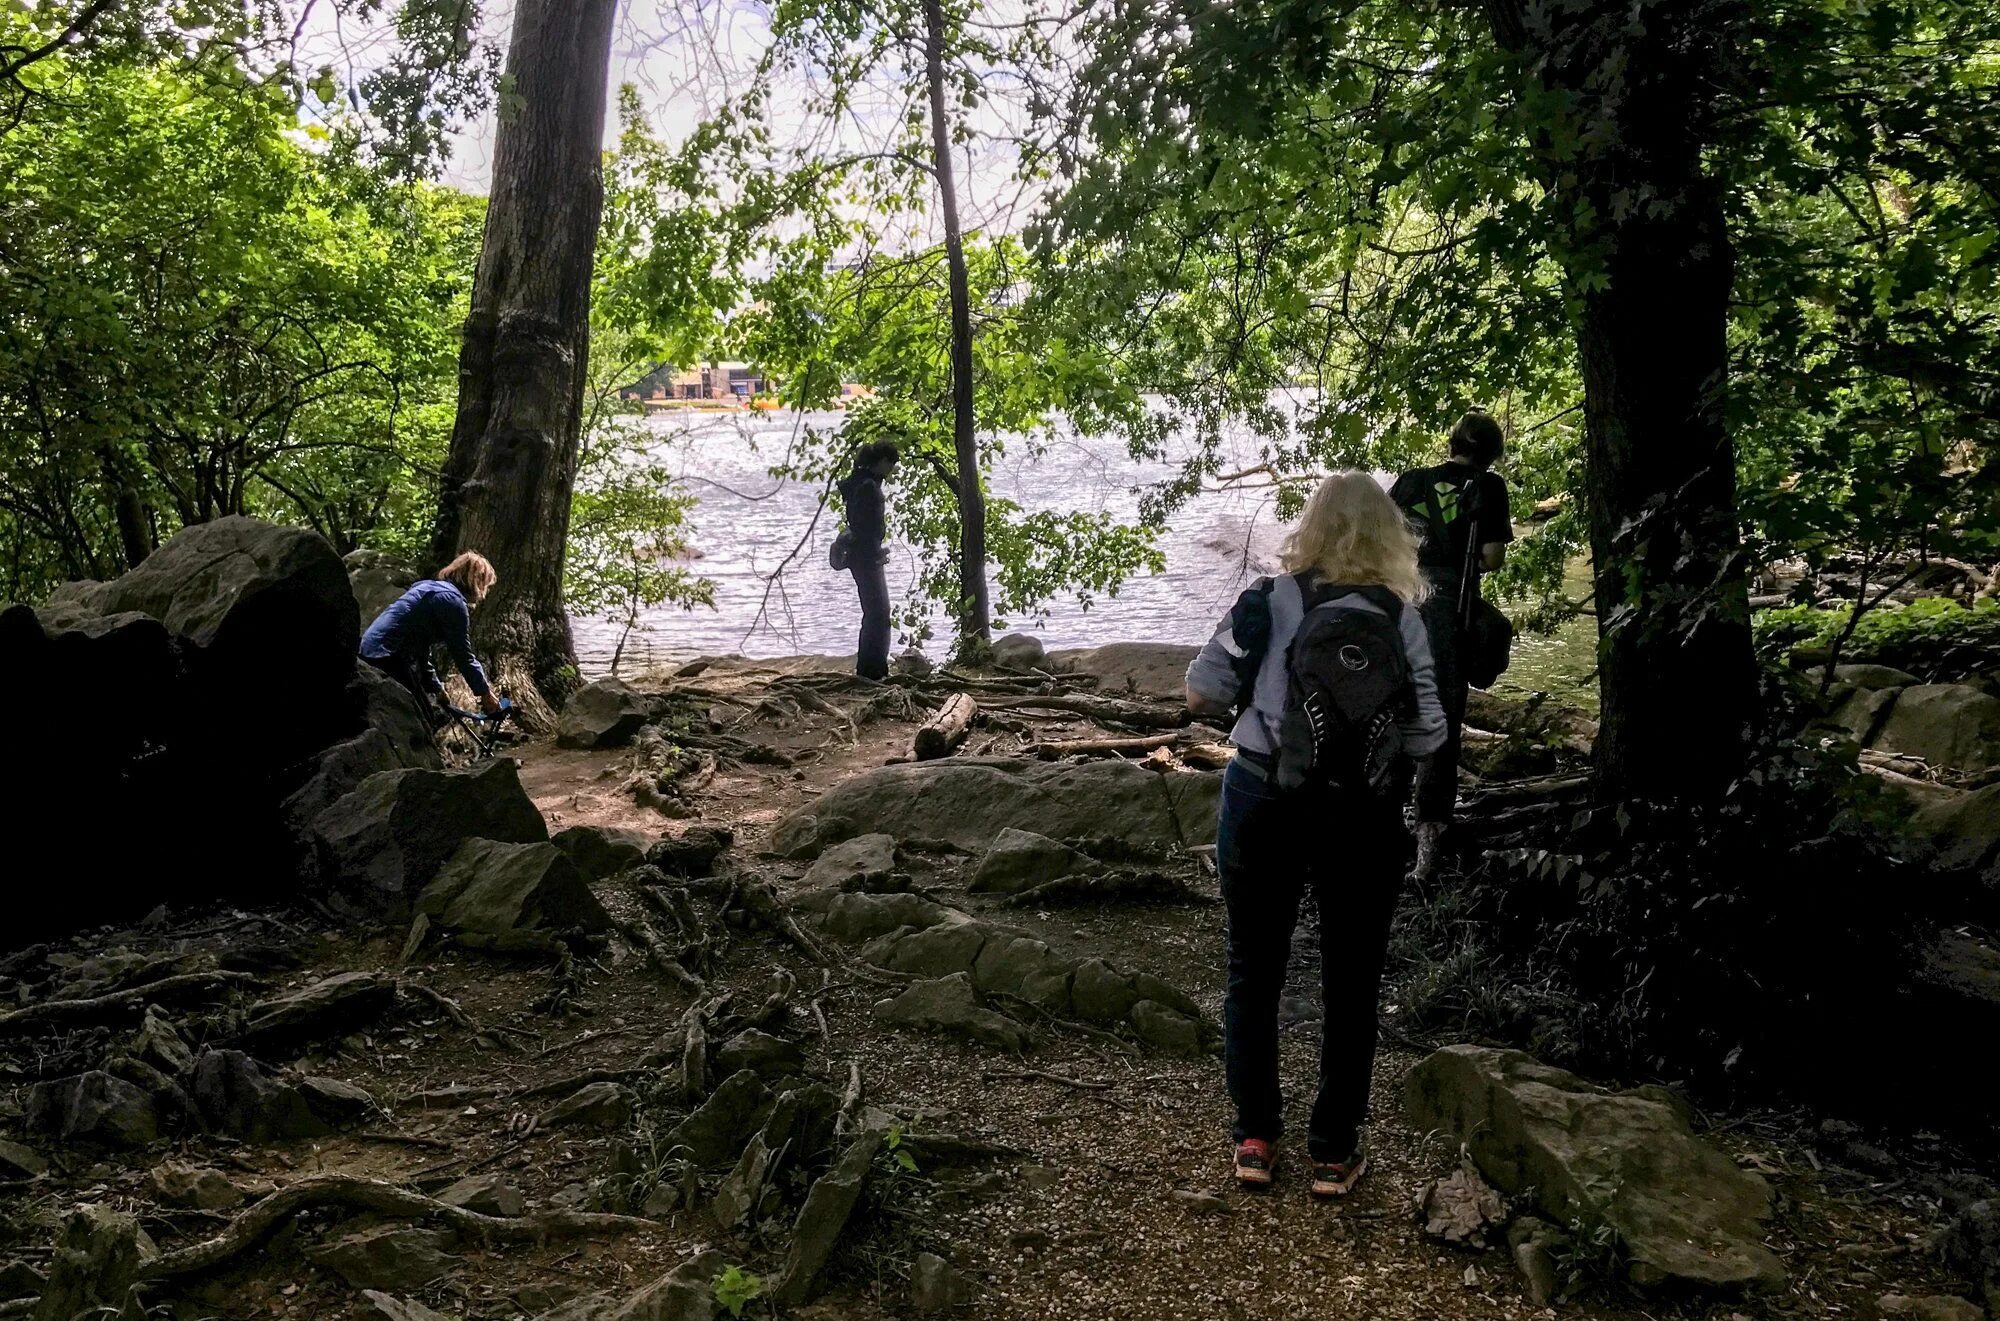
[1233,1138,1275,1188]
[1309,1151,1367,1198]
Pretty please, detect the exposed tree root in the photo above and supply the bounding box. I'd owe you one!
[140,1175,656,1279]
[0,972,264,1034]
[1001,870,1213,908]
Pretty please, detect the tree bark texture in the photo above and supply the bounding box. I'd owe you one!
[1486,0,1757,802]
[430,0,617,719]
[922,0,992,647]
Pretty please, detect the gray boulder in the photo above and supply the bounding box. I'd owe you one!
[299,1076,379,1124]
[542,1082,635,1131]
[822,891,951,942]
[990,632,1047,670]
[1872,683,2000,771]
[553,824,652,881]
[191,1050,330,1142]
[667,1070,774,1166]
[970,827,1088,894]
[418,839,611,936]
[241,971,397,1047]
[350,660,442,770]
[647,825,734,878]
[872,973,1029,1053]
[559,677,667,749]
[714,1029,806,1081]
[1833,663,1919,690]
[1827,685,1900,745]
[771,758,1220,856]
[1047,641,1199,699]
[437,1173,526,1217]
[30,1204,156,1321]
[910,1252,974,1312]
[801,832,897,892]
[0,1137,48,1178]
[25,1071,159,1148]
[148,1162,246,1211]
[1911,784,2000,903]
[306,1225,454,1291]
[1404,1045,1784,1294]
[1128,1000,1206,1055]
[345,548,419,624]
[312,760,548,914]
[774,1129,884,1305]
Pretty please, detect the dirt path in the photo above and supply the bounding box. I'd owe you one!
[0,659,1970,1320]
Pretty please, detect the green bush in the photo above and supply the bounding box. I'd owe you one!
[1754,597,2000,682]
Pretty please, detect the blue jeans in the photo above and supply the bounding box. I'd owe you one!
[1217,756,1405,1158]
[850,557,891,680]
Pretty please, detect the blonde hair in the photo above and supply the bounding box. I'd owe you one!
[439,551,498,604]
[1279,471,1430,603]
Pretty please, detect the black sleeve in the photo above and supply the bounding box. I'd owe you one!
[1479,473,1515,546]
[1388,470,1422,513]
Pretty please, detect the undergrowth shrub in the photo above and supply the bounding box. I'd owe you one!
[1754,596,2000,682]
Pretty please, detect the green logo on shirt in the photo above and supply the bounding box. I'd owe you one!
[1431,480,1463,525]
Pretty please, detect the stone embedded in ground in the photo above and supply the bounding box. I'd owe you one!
[1508,1217,1563,1307]
[241,971,397,1047]
[131,1008,196,1077]
[910,1251,976,1311]
[558,677,667,750]
[553,824,653,881]
[0,1137,48,1178]
[990,632,1048,670]
[774,1129,885,1306]
[305,1225,454,1291]
[1827,685,1901,744]
[1069,959,1141,1025]
[1833,663,1920,691]
[1912,784,2000,898]
[1127,1000,1207,1055]
[299,1076,379,1125]
[667,1070,774,1166]
[872,973,1029,1053]
[542,1082,636,1131]
[712,1091,805,1232]
[349,659,443,771]
[532,1249,723,1321]
[1404,1045,1785,1294]
[418,838,611,937]
[191,1050,330,1142]
[1871,683,2000,772]
[714,1029,806,1081]
[311,759,548,914]
[360,1291,456,1321]
[1417,1162,1508,1248]
[820,891,950,941]
[648,825,735,878]
[437,1173,526,1217]
[769,758,1220,857]
[1942,1200,1999,1286]
[24,1071,159,1149]
[971,934,1075,1014]
[1877,1295,1985,1321]
[31,1203,156,1321]
[148,1162,245,1211]
[1170,1190,1229,1216]
[801,832,898,894]
[970,828,1089,895]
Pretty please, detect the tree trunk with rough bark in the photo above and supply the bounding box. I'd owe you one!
[1486,0,1757,802]
[430,0,617,723]
[922,0,991,649]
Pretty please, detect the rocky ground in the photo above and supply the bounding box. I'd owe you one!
[4,629,1996,1321]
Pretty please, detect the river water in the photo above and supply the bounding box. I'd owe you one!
[571,410,1597,707]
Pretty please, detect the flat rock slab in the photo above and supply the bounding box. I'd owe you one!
[553,825,653,881]
[241,971,396,1046]
[872,973,1029,1053]
[970,827,1089,894]
[771,758,1220,857]
[1046,642,1198,700]
[1405,1045,1784,1294]
[1871,683,2000,773]
[418,839,611,936]
[306,1226,454,1292]
[312,760,548,915]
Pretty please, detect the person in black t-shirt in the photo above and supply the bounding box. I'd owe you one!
[1388,412,1515,851]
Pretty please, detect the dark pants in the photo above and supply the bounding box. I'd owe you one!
[850,556,891,681]
[1415,585,1469,824]
[1218,757,1405,1158]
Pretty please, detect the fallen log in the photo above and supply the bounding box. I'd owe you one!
[914,692,979,760]
[1022,731,1179,761]
[141,1174,656,1279]
[0,972,263,1035]
[979,694,1188,730]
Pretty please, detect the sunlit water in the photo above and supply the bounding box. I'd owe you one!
[571,409,1597,707]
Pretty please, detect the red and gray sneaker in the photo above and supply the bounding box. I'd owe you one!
[1233,1138,1276,1188]
[1309,1150,1367,1198]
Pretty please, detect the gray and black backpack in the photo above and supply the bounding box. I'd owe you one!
[1272,578,1414,796]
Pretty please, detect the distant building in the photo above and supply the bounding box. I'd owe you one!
[620,362,770,405]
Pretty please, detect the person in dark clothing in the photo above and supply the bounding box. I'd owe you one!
[1388,413,1514,852]
[360,551,502,716]
[836,441,899,680]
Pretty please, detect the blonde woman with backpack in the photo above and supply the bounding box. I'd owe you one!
[1185,471,1445,1197]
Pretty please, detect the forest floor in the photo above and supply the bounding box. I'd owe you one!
[0,655,1979,1321]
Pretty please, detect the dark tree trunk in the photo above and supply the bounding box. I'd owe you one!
[430,0,617,722]
[100,451,153,570]
[1487,1,1756,801]
[922,0,991,647]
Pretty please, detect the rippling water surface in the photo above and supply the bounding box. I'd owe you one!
[570,410,1598,707]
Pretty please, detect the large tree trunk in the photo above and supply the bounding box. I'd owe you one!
[430,0,617,722]
[922,0,991,648]
[1489,1,1757,801]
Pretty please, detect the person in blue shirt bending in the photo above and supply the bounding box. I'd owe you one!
[360,551,503,717]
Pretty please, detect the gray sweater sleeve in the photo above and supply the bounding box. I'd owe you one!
[1400,606,1447,756]
[1185,617,1241,707]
